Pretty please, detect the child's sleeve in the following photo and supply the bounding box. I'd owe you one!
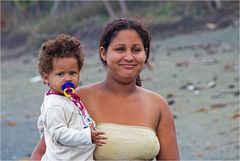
[44,106,92,146]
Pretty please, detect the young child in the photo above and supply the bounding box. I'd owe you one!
[37,34,106,161]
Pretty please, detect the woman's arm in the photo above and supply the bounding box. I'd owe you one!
[156,99,180,160]
[31,135,46,161]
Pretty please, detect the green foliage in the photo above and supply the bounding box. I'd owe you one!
[32,1,109,35]
[15,0,35,11]
[2,1,238,50]
[158,1,177,15]
[128,1,182,24]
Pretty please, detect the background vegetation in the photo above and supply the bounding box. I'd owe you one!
[1,0,239,60]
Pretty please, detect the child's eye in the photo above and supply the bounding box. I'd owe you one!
[70,72,77,76]
[57,73,64,77]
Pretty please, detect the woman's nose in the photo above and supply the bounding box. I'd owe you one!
[123,52,134,61]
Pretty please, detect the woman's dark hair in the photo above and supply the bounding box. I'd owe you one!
[99,18,151,87]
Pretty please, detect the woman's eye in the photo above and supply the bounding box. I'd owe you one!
[133,48,142,53]
[115,48,124,52]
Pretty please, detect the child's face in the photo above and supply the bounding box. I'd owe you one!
[43,57,80,95]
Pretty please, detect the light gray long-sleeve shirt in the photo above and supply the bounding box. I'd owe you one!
[38,93,95,161]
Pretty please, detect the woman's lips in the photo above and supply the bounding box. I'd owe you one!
[119,64,137,69]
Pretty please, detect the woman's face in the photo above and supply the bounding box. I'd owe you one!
[100,29,147,84]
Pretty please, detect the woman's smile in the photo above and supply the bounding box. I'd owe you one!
[119,63,137,70]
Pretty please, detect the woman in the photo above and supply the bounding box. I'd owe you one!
[31,18,180,160]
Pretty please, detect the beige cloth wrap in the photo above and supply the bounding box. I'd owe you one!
[94,123,160,160]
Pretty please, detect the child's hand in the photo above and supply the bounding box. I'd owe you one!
[90,123,107,146]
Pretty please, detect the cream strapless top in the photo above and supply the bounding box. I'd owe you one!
[94,123,160,160]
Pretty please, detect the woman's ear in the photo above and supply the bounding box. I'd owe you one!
[144,48,148,63]
[99,47,107,61]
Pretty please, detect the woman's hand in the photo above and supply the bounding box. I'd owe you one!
[31,135,46,161]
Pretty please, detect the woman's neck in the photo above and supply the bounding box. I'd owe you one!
[102,75,138,96]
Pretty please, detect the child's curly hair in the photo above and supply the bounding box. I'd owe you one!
[38,34,84,77]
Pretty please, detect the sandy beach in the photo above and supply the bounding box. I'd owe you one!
[1,26,239,160]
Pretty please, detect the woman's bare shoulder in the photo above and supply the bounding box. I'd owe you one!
[76,82,101,97]
[140,88,169,111]
[141,88,167,102]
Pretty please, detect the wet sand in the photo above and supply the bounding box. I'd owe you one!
[1,26,239,160]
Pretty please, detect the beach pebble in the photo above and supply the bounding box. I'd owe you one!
[228,84,235,89]
[6,120,17,126]
[194,108,208,113]
[166,93,175,98]
[210,103,227,109]
[29,75,41,83]
[211,93,225,99]
[232,112,240,119]
[167,100,175,106]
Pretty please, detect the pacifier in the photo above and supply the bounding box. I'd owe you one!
[61,82,75,97]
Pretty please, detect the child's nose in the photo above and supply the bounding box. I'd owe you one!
[64,74,72,82]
